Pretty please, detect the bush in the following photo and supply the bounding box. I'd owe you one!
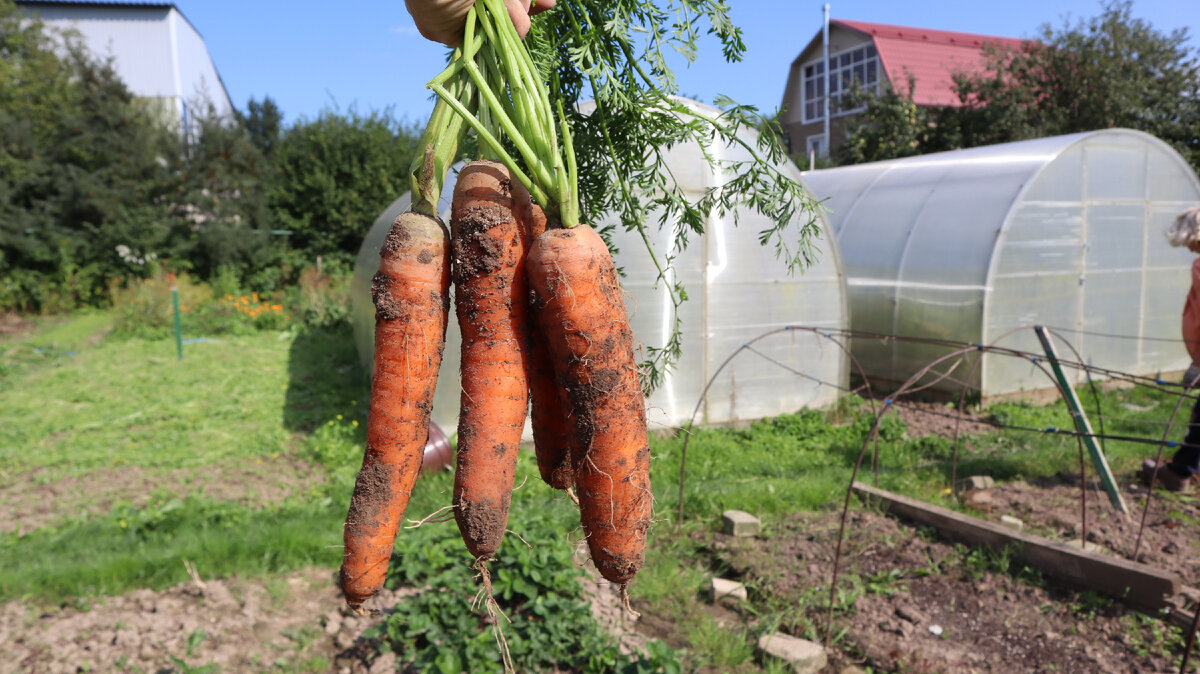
[285,263,351,329]
[109,269,289,338]
[110,270,214,339]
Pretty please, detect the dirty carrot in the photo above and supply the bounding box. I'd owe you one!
[521,205,576,491]
[339,211,452,610]
[527,224,652,586]
[450,159,533,561]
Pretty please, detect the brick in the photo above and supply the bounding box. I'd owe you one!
[757,632,828,674]
[709,578,747,607]
[956,475,995,492]
[1000,515,1024,530]
[722,510,761,537]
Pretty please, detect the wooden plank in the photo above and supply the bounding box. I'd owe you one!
[852,482,1179,608]
[1034,326,1128,514]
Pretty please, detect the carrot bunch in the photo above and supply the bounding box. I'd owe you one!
[339,0,651,618]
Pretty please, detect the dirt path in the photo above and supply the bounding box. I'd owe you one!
[0,456,325,536]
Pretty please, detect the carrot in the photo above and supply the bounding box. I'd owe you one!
[450,159,532,561]
[519,206,576,491]
[526,224,652,586]
[339,210,451,610]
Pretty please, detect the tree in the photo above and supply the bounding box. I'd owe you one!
[239,96,283,157]
[835,76,938,165]
[269,109,420,265]
[167,101,284,289]
[839,1,1200,172]
[955,0,1200,167]
[0,0,174,311]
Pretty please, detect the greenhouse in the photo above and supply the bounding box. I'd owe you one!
[353,101,849,434]
[800,128,1200,398]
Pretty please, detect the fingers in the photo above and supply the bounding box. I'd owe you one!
[503,0,532,39]
[406,0,553,46]
[405,0,475,47]
[529,0,556,16]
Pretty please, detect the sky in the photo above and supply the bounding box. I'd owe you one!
[172,0,1199,128]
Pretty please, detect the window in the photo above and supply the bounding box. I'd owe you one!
[806,134,826,158]
[801,43,880,123]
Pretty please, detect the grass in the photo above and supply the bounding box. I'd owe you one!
[5,307,1200,669]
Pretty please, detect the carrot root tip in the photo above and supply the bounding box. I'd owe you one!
[619,583,640,619]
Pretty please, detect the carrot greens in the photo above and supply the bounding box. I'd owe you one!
[426,0,822,393]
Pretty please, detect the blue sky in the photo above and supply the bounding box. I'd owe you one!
[173,0,1198,128]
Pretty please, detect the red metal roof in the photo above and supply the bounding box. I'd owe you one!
[834,19,1029,107]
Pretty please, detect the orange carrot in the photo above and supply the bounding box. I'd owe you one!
[340,210,451,609]
[450,160,532,560]
[526,224,652,585]
[520,206,576,491]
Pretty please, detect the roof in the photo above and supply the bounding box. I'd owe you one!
[15,0,231,114]
[834,19,1029,107]
[14,1,202,38]
[16,1,174,8]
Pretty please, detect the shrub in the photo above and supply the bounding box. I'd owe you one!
[109,269,290,338]
[285,263,351,329]
[110,270,214,339]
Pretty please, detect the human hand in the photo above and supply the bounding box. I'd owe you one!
[404,0,557,47]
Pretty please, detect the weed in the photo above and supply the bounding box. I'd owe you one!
[186,629,208,656]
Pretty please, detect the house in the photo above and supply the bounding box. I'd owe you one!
[16,0,233,141]
[780,19,1027,158]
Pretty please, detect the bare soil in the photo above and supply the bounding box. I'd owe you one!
[700,494,1200,674]
[2,567,417,674]
[889,400,995,439]
[0,456,324,535]
[659,447,1200,673]
[0,313,39,341]
[2,554,642,674]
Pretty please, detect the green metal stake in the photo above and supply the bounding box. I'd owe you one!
[172,285,183,360]
[1034,325,1127,514]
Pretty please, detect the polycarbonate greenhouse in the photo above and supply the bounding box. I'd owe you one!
[800,128,1200,398]
[352,101,849,434]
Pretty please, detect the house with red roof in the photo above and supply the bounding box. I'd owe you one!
[780,19,1028,159]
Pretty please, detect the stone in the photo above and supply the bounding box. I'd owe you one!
[757,632,828,674]
[722,510,761,537]
[962,489,993,511]
[367,651,397,674]
[1000,515,1024,530]
[324,611,342,635]
[894,603,923,624]
[956,475,995,492]
[709,578,747,607]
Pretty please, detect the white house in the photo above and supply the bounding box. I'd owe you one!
[16,0,234,140]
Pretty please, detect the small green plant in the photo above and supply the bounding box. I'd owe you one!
[167,655,218,674]
[185,629,208,656]
[371,511,683,673]
[864,569,909,596]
